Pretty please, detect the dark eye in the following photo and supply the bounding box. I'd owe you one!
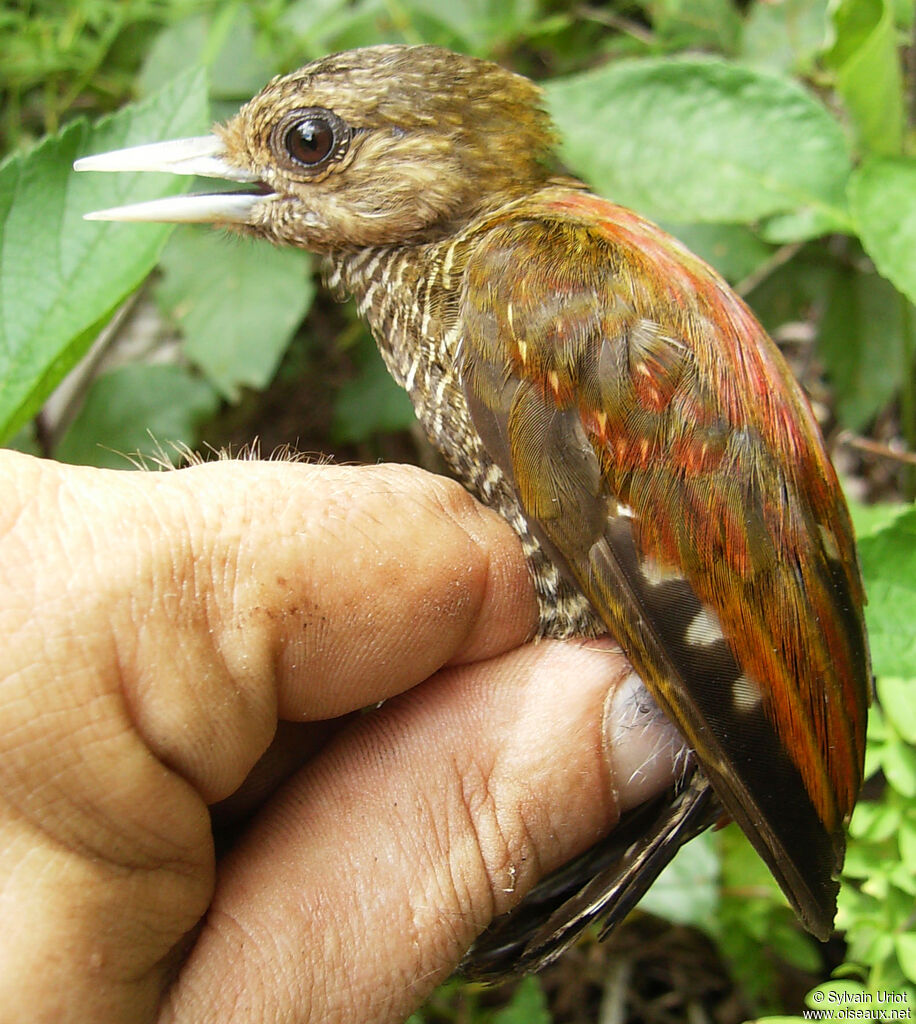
[273,108,350,172]
[286,117,334,165]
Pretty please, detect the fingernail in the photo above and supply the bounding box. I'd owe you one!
[602,668,689,814]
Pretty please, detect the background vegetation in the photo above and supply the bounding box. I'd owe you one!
[1,1,915,1021]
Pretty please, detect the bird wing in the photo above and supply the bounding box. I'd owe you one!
[459,189,870,938]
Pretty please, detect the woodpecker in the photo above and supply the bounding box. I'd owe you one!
[75,44,870,977]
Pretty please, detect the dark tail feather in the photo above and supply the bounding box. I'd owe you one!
[460,769,719,980]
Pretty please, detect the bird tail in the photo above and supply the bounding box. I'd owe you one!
[460,768,719,980]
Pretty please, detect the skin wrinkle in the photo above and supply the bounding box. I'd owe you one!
[289,467,531,704]
[172,476,282,792]
[423,479,524,664]
[1,450,645,1022]
[1,634,199,878]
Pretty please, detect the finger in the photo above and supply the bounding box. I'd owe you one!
[0,451,538,1022]
[2,451,538,805]
[210,720,350,834]
[159,639,683,1024]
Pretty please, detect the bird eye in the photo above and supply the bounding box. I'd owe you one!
[273,108,350,172]
[286,117,333,165]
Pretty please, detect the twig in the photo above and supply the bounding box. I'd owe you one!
[838,431,916,467]
[735,240,804,298]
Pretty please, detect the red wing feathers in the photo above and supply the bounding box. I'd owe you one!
[460,192,870,935]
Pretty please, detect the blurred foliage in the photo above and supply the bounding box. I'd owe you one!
[1,0,915,1020]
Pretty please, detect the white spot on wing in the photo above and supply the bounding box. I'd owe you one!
[639,557,683,587]
[732,674,763,713]
[685,606,725,647]
[818,523,840,561]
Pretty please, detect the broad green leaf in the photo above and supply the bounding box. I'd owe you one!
[639,829,718,926]
[545,57,852,229]
[896,934,916,985]
[829,0,904,155]
[644,0,742,52]
[332,333,417,443]
[849,157,916,307]
[278,0,403,57]
[397,0,541,52]
[659,221,774,283]
[739,0,830,73]
[208,5,277,101]
[806,981,871,1013]
[883,737,916,798]
[877,677,916,744]
[139,7,275,111]
[817,264,913,430]
[849,499,909,539]
[760,204,852,243]
[849,800,903,842]
[856,506,916,678]
[0,68,209,443]
[894,0,915,24]
[54,363,219,469]
[137,16,209,98]
[156,227,314,401]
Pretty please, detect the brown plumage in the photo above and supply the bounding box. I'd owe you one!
[76,43,870,977]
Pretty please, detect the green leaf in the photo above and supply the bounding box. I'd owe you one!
[644,0,742,52]
[139,7,277,109]
[545,57,852,229]
[849,499,909,539]
[856,506,916,678]
[899,819,916,870]
[896,934,916,984]
[877,677,916,744]
[54,363,219,469]
[811,980,870,1004]
[156,228,314,401]
[493,975,551,1024]
[658,221,775,283]
[638,829,718,927]
[332,333,417,443]
[0,68,209,443]
[759,205,850,244]
[137,15,209,98]
[849,800,903,842]
[849,157,916,308]
[277,0,402,57]
[393,0,541,53]
[739,0,830,74]
[889,861,916,895]
[829,0,904,155]
[817,263,914,430]
[883,736,916,798]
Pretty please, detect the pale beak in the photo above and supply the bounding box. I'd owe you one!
[74,134,273,225]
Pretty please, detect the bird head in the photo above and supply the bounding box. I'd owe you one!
[76,45,557,249]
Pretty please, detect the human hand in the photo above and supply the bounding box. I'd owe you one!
[0,450,679,1024]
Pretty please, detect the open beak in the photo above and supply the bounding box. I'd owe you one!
[74,135,272,225]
